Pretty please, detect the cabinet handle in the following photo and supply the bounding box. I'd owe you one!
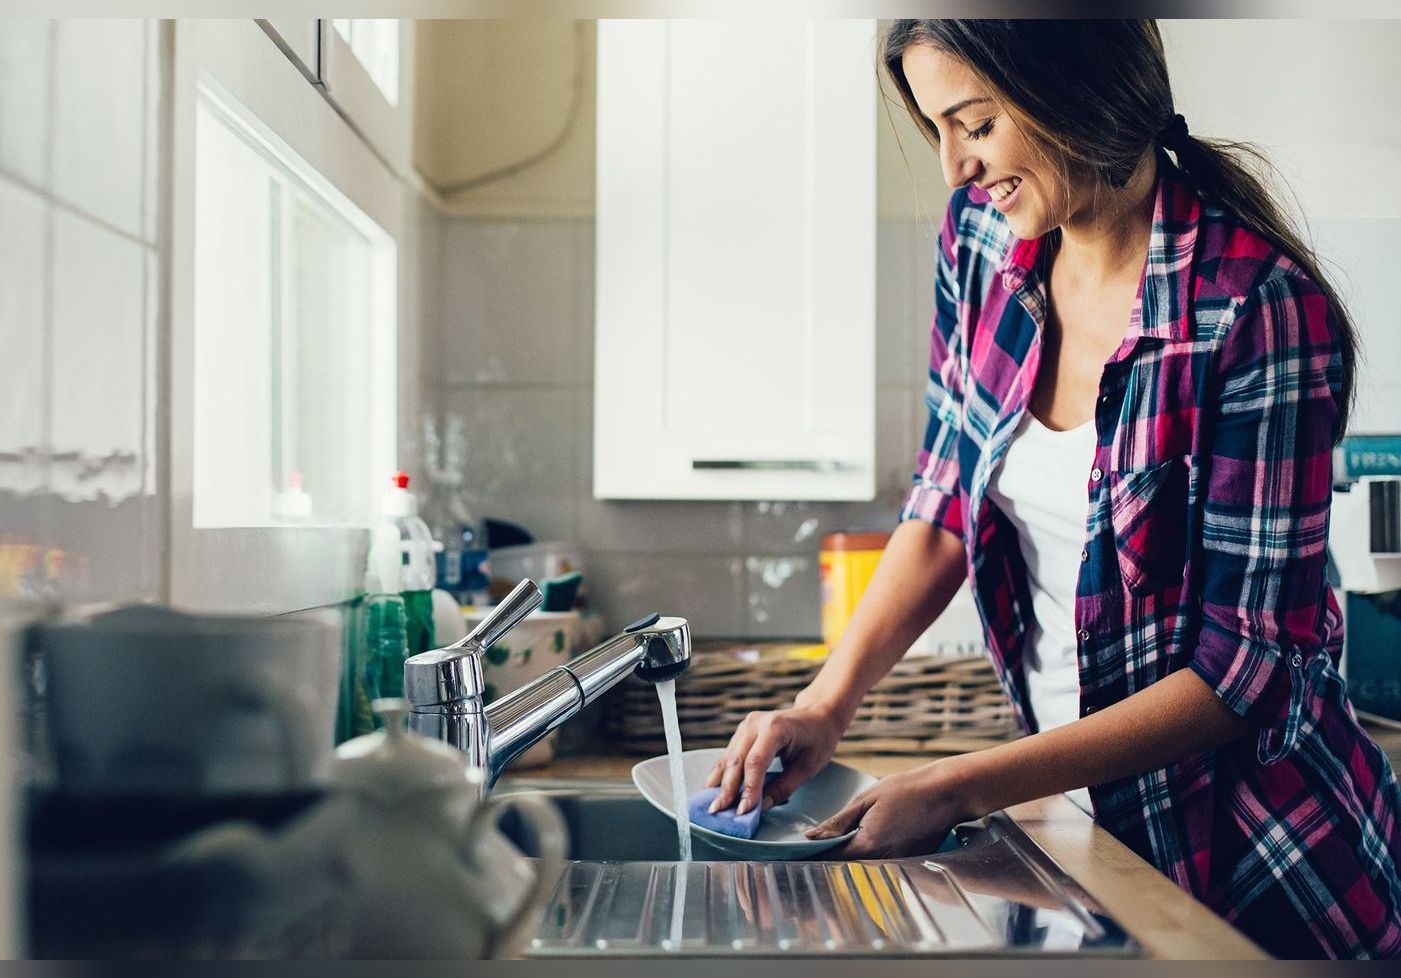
[691,459,856,473]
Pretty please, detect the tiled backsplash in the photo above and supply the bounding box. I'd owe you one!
[0,21,163,604]
[430,216,943,640]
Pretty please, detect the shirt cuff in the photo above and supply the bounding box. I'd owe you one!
[1188,620,1314,765]
[899,482,965,542]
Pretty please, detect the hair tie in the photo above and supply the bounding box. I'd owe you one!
[1159,112,1190,148]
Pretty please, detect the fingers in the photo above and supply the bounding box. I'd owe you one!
[708,720,759,813]
[804,791,871,841]
[822,825,887,862]
[735,721,787,816]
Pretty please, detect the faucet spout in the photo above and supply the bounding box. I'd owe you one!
[482,614,690,787]
[404,592,691,793]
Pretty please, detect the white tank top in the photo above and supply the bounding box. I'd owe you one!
[985,409,1097,814]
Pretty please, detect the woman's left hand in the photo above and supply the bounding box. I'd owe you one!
[805,757,978,859]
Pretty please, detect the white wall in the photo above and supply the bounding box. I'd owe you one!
[1162,19,1401,432]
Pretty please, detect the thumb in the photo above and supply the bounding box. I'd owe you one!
[804,793,871,840]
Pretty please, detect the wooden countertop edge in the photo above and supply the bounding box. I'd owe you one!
[1005,795,1267,960]
[511,753,1269,960]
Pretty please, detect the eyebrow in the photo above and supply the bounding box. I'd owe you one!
[940,97,994,118]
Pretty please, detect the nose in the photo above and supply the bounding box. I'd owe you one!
[939,138,982,190]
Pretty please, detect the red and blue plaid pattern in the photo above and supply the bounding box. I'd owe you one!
[902,155,1401,959]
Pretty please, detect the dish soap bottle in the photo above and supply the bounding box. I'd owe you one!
[382,471,438,655]
[362,523,412,718]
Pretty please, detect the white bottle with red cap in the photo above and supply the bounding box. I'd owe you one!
[382,471,438,593]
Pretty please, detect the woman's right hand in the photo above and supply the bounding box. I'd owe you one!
[702,697,848,817]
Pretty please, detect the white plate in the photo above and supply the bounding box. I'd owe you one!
[631,747,877,860]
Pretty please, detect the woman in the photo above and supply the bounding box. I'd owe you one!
[704,21,1401,958]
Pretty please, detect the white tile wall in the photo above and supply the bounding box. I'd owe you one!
[49,209,147,499]
[429,215,937,640]
[0,179,47,478]
[0,20,163,605]
[51,20,150,240]
[0,21,50,188]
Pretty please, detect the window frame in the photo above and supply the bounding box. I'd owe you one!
[168,19,403,614]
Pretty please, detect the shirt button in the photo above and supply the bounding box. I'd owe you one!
[1083,706,1096,716]
[1078,629,1090,642]
[1091,467,1103,481]
[1290,651,1304,668]
[1081,549,1089,562]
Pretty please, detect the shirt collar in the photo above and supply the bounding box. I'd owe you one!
[996,152,1200,343]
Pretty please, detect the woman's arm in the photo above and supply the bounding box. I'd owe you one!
[798,519,968,725]
[809,669,1251,857]
[707,519,967,815]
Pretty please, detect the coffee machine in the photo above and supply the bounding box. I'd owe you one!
[1330,435,1401,725]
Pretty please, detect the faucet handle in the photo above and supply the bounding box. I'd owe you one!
[404,579,543,710]
[456,578,544,652]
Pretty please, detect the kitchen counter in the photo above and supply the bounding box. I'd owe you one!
[505,720,1401,959]
[503,751,1267,960]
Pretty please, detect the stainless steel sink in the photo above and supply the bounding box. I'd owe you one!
[494,777,1140,957]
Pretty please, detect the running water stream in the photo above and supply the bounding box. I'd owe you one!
[656,678,692,863]
[656,678,691,950]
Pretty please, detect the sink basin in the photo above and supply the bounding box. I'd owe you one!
[496,779,956,862]
[493,777,1140,957]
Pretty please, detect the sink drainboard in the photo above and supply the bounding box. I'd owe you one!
[511,801,1139,957]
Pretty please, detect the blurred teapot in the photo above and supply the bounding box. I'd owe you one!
[171,699,566,958]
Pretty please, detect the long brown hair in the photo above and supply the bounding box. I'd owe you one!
[880,19,1358,441]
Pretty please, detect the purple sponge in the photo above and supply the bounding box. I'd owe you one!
[687,787,762,839]
[686,774,777,839]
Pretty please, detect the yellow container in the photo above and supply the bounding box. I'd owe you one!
[819,532,889,649]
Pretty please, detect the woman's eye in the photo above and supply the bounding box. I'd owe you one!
[967,119,994,140]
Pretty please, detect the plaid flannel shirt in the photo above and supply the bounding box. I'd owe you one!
[902,154,1401,959]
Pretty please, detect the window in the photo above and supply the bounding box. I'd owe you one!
[331,19,400,106]
[192,81,396,529]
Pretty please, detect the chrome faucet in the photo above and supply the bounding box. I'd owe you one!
[403,579,691,791]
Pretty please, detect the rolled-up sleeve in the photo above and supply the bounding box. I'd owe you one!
[899,194,967,541]
[1187,273,1343,763]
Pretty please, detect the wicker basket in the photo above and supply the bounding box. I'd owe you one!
[603,644,1020,756]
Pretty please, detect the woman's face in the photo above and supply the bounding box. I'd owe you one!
[900,43,1076,240]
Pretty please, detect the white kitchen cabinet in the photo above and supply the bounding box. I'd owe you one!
[594,20,877,501]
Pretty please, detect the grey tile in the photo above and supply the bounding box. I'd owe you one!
[874,387,920,512]
[586,552,744,640]
[52,20,147,238]
[743,555,820,640]
[740,500,847,555]
[0,20,51,188]
[574,220,595,386]
[876,218,913,387]
[49,209,146,505]
[0,492,52,599]
[911,217,940,390]
[441,385,578,545]
[574,389,744,553]
[47,494,160,603]
[440,220,579,387]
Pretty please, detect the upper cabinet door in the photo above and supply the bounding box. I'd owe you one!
[595,20,877,501]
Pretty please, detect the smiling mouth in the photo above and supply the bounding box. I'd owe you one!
[987,176,1021,202]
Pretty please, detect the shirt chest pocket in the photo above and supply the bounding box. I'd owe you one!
[1107,456,1191,596]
